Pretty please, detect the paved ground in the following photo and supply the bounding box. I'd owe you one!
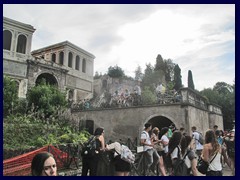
[59,164,234,176]
[198,165,234,176]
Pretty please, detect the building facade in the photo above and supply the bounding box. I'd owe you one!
[3,17,95,101]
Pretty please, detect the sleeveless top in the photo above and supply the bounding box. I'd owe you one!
[208,152,222,171]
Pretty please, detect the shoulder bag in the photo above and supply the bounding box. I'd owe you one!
[197,152,218,174]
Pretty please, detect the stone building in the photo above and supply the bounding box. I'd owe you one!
[3,16,95,101]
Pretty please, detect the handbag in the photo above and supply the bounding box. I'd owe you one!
[154,142,164,151]
[197,152,218,174]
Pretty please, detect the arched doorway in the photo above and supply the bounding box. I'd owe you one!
[148,116,175,133]
[36,73,58,87]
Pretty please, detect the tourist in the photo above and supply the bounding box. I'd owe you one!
[106,142,131,176]
[191,126,203,158]
[151,127,167,176]
[82,127,105,176]
[168,131,183,176]
[201,129,223,176]
[181,135,198,176]
[31,152,57,176]
[140,123,160,175]
[224,129,235,176]
[160,127,170,170]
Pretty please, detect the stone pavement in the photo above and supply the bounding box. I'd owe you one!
[198,165,234,176]
[58,164,234,176]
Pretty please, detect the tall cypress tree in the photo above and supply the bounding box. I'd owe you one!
[188,70,195,90]
[173,64,182,91]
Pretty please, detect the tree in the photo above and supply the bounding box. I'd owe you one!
[164,59,175,83]
[141,86,156,104]
[200,81,235,130]
[107,65,125,78]
[188,70,195,90]
[173,64,182,91]
[3,75,18,117]
[134,65,143,81]
[27,83,67,119]
[94,71,102,79]
[155,54,165,71]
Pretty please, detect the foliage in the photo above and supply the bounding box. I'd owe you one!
[141,86,156,104]
[173,64,183,91]
[155,54,165,71]
[188,70,195,90]
[200,81,235,130]
[3,75,18,117]
[164,59,175,83]
[27,83,67,118]
[4,110,90,150]
[107,65,125,78]
[94,71,102,79]
[134,65,143,81]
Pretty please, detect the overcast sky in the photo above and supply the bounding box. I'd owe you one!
[3,4,235,91]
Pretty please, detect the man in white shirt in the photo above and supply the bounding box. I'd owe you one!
[140,123,160,174]
[191,126,203,158]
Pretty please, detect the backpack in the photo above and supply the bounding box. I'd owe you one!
[197,132,204,145]
[172,147,190,176]
[81,136,98,158]
[119,145,135,164]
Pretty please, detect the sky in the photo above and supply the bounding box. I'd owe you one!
[3,4,235,91]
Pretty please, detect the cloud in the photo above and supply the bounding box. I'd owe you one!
[3,4,235,90]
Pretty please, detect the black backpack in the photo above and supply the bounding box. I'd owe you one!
[172,147,190,176]
[81,136,98,158]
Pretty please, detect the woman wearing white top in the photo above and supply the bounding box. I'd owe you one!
[201,129,222,176]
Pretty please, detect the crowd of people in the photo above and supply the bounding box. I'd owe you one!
[30,124,235,176]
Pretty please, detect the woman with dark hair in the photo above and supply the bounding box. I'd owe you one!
[201,129,222,176]
[168,131,182,176]
[31,152,57,176]
[82,127,105,176]
[181,135,198,176]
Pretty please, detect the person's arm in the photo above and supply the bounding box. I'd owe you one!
[99,135,105,150]
[202,144,210,162]
[191,158,198,176]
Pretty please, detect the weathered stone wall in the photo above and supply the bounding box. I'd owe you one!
[72,102,223,143]
[72,104,186,143]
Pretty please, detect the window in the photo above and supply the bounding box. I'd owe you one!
[68,52,73,68]
[16,34,27,54]
[82,58,86,73]
[75,56,80,70]
[51,53,56,63]
[59,52,64,65]
[3,30,12,50]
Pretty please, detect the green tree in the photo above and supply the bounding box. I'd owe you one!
[155,54,165,71]
[94,71,102,79]
[107,65,125,78]
[3,75,18,117]
[188,70,195,90]
[173,64,182,91]
[27,83,67,119]
[164,59,175,83]
[200,81,235,130]
[141,86,156,104]
[134,65,143,81]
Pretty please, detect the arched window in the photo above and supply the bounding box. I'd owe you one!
[16,34,27,54]
[82,58,86,73]
[51,53,56,63]
[3,30,12,50]
[59,52,64,65]
[75,55,80,70]
[68,52,73,68]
